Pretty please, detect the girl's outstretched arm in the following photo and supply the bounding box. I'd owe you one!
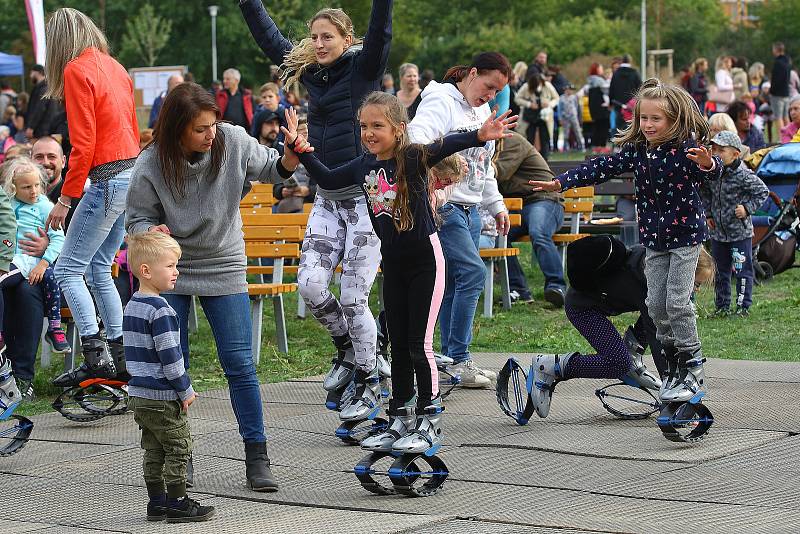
[281,108,360,189]
[356,0,394,81]
[530,144,637,192]
[425,109,518,167]
[239,0,293,67]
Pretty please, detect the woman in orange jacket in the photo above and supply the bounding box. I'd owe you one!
[43,8,140,387]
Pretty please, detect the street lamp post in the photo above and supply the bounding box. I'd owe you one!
[209,5,219,82]
[641,0,647,77]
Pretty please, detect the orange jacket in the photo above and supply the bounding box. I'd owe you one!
[62,48,140,199]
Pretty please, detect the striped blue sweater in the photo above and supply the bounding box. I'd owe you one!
[123,292,194,401]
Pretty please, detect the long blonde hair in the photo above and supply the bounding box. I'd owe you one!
[1,157,48,198]
[281,9,361,86]
[614,78,710,147]
[44,8,109,101]
[695,246,716,289]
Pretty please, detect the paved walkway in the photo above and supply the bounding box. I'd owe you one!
[4,353,800,533]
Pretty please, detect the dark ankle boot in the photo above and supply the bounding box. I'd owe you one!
[52,337,116,387]
[107,340,130,382]
[244,441,278,492]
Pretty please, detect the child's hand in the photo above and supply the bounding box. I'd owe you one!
[29,262,46,285]
[735,204,747,218]
[281,107,299,144]
[148,224,171,235]
[528,179,562,192]
[182,392,197,412]
[687,145,714,170]
[707,217,716,230]
[477,108,518,142]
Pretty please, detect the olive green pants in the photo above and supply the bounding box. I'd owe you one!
[130,397,192,498]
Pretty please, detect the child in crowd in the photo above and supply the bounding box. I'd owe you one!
[531,78,722,413]
[124,232,214,523]
[477,204,498,249]
[701,131,769,317]
[283,94,515,453]
[427,154,463,213]
[252,82,286,138]
[1,158,69,354]
[0,185,22,417]
[559,84,585,152]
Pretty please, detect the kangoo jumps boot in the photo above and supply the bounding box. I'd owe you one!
[244,442,278,492]
[107,339,131,382]
[52,337,117,387]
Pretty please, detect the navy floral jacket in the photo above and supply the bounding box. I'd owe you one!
[557,140,723,251]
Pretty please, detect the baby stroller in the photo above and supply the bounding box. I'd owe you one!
[752,144,800,281]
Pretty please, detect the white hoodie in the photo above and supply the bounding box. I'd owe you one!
[408,81,507,216]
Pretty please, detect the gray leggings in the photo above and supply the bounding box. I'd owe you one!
[298,195,381,371]
[644,245,701,353]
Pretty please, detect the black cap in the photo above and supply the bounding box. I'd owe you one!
[31,64,45,74]
[260,110,281,124]
[566,235,628,291]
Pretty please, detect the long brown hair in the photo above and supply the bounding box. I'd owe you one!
[613,78,710,147]
[151,82,227,198]
[281,9,362,86]
[443,52,513,83]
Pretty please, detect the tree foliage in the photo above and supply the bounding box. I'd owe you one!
[120,4,172,67]
[0,0,794,92]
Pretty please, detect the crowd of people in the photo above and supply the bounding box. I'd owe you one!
[0,0,797,520]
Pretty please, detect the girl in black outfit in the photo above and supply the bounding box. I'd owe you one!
[532,235,714,418]
[283,94,515,453]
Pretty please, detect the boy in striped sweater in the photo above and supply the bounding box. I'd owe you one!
[123,232,214,523]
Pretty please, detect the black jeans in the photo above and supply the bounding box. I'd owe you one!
[2,280,44,381]
[592,118,610,148]
[381,237,445,408]
[526,119,550,160]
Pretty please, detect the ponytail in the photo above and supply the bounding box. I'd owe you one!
[443,52,513,83]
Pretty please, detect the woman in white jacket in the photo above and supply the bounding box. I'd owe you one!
[515,73,559,159]
[408,52,512,388]
[715,56,734,112]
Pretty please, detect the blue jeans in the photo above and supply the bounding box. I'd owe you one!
[522,200,566,291]
[436,203,484,364]
[55,171,130,339]
[165,293,266,444]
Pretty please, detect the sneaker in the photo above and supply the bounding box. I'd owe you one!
[543,287,565,308]
[734,307,750,317]
[447,360,493,388]
[45,328,72,354]
[710,307,730,318]
[147,501,167,522]
[16,379,34,401]
[510,290,534,304]
[165,497,215,523]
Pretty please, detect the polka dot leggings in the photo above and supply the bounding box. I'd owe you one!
[563,304,633,380]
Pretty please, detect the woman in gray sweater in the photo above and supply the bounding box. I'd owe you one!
[126,83,299,493]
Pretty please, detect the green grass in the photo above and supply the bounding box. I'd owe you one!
[18,247,800,417]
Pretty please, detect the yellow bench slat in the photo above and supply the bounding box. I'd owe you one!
[563,186,594,198]
[241,213,310,227]
[503,197,523,210]
[243,226,304,241]
[247,265,300,276]
[247,282,298,296]
[245,242,300,258]
[564,200,594,213]
[552,233,590,243]
[479,247,520,258]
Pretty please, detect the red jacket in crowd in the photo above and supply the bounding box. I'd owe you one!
[62,47,140,199]
[215,88,254,130]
